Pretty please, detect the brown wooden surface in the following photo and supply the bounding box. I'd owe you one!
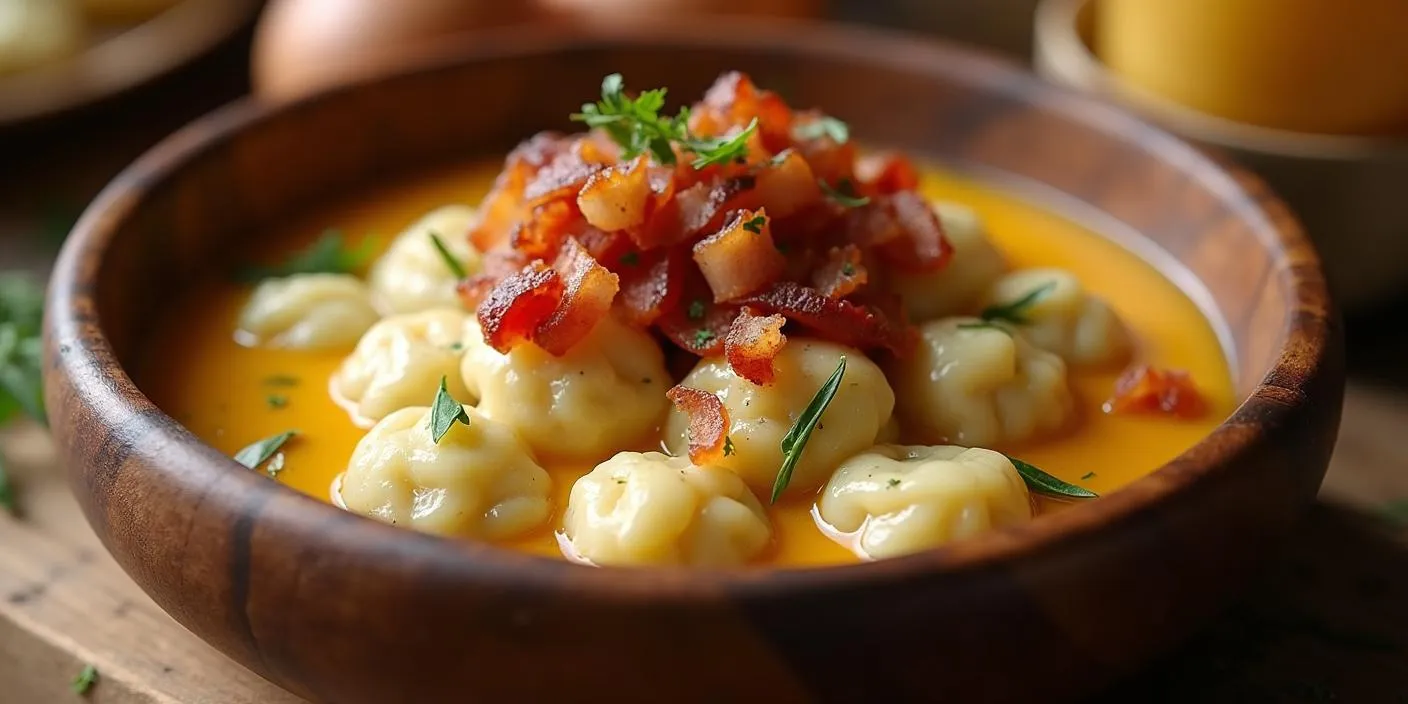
[32,22,1343,703]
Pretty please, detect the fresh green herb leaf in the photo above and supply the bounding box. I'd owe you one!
[266,394,289,410]
[235,230,377,282]
[887,478,901,489]
[687,299,706,321]
[1081,471,1097,481]
[265,452,286,479]
[723,436,735,457]
[684,118,758,169]
[233,431,297,471]
[0,452,14,515]
[772,356,846,503]
[980,281,1057,325]
[819,178,870,208]
[428,232,467,279]
[263,374,300,387]
[429,376,471,444]
[956,321,1013,336]
[741,214,767,234]
[71,664,98,696]
[0,273,46,426]
[1006,456,1098,499]
[792,116,850,144]
[449,341,465,352]
[619,251,640,267]
[840,261,856,276]
[693,329,716,347]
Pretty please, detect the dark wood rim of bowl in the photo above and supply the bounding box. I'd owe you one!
[46,19,1336,601]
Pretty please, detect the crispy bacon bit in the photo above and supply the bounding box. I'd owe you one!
[846,192,952,273]
[725,308,788,386]
[659,297,737,356]
[1104,365,1208,419]
[578,155,651,231]
[693,209,786,302]
[476,261,564,352]
[856,153,921,195]
[524,138,612,207]
[471,133,572,251]
[741,281,914,356]
[535,239,620,355]
[617,249,685,327]
[511,200,577,260]
[750,150,822,220]
[666,385,731,465]
[812,245,868,299]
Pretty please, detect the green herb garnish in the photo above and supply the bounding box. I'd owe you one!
[956,321,1013,336]
[236,230,377,282]
[840,261,856,276]
[980,281,1057,325]
[1007,456,1098,499]
[619,251,640,267]
[723,436,735,457]
[0,274,46,425]
[693,329,716,347]
[428,232,467,279]
[741,214,767,234]
[266,394,289,410]
[263,374,300,387]
[571,73,758,169]
[819,178,870,208]
[793,116,850,144]
[687,299,707,321]
[1081,471,1097,481]
[429,376,471,444]
[0,456,13,515]
[771,356,846,503]
[233,431,297,471]
[887,478,901,489]
[71,664,98,696]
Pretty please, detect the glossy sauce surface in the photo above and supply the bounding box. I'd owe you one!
[137,160,1235,567]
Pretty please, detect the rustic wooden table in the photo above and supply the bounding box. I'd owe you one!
[3,24,1407,703]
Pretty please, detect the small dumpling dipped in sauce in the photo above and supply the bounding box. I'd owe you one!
[460,315,671,463]
[891,317,1075,448]
[665,340,894,498]
[980,268,1133,368]
[368,205,482,315]
[562,451,771,567]
[332,308,472,424]
[817,445,1032,559]
[237,273,381,351]
[889,202,1007,323]
[340,403,552,539]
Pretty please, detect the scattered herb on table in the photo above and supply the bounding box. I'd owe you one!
[71,664,98,696]
[429,377,470,444]
[233,431,297,472]
[1006,456,1098,499]
[235,230,377,282]
[0,273,47,516]
[980,281,1057,325]
[771,356,846,503]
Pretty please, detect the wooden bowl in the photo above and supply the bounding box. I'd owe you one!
[43,21,1343,703]
[1034,0,1408,309]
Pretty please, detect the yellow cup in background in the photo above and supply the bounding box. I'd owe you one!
[1097,0,1408,135]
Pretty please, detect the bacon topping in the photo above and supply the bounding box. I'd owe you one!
[666,385,732,465]
[692,209,786,303]
[725,308,788,386]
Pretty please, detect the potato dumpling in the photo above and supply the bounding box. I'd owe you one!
[817,445,1032,559]
[892,317,1074,448]
[0,0,83,75]
[237,273,380,351]
[460,314,670,462]
[562,451,771,567]
[368,205,482,315]
[890,202,1007,323]
[332,308,472,424]
[664,340,895,498]
[980,268,1132,368]
[340,405,551,539]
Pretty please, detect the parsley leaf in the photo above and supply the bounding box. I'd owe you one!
[687,299,706,321]
[233,431,297,471]
[1006,456,1098,499]
[236,230,377,282]
[428,232,467,279]
[693,329,716,347]
[265,394,289,410]
[0,273,46,426]
[741,214,767,234]
[429,376,471,444]
[71,664,98,696]
[571,74,756,170]
[683,118,758,169]
[619,251,640,267]
[980,281,1057,324]
[0,452,13,515]
[771,356,846,503]
[263,374,300,387]
[723,436,735,457]
[793,116,850,144]
[819,178,870,208]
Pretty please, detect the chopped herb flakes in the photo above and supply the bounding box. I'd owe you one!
[693,329,716,347]
[263,374,300,387]
[266,394,289,410]
[619,251,640,267]
[570,73,757,169]
[819,178,870,208]
[723,436,736,457]
[793,116,850,144]
[742,215,767,234]
[233,431,297,472]
[71,664,98,696]
[1081,471,1097,481]
[887,478,901,489]
[687,299,706,321]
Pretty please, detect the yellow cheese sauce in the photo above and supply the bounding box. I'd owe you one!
[137,161,1235,568]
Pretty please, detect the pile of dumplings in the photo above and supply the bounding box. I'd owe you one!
[236,200,1133,567]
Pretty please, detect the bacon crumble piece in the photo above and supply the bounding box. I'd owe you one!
[534,238,621,355]
[846,191,953,274]
[741,281,914,356]
[471,132,573,251]
[617,248,686,327]
[750,149,822,220]
[1103,365,1208,419]
[666,385,732,465]
[659,298,737,357]
[692,209,786,303]
[725,308,788,386]
[476,261,564,353]
[855,152,921,195]
[812,245,868,299]
[578,155,652,231]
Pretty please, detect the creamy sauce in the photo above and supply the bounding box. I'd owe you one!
[137,160,1235,568]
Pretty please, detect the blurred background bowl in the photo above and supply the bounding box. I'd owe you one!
[1034,0,1408,308]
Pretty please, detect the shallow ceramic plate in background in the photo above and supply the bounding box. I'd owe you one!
[0,0,260,130]
[44,21,1342,703]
